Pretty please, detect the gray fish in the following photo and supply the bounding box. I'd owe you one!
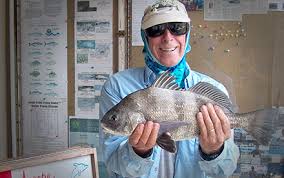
[101,71,279,153]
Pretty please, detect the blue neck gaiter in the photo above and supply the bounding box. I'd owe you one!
[141,29,191,89]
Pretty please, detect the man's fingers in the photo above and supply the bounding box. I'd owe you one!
[201,105,215,138]
[138,121,154,146]
[207,103,224,143]
[197,112,207,140]
[129,124,144,146]
[215,105,231,139]
[129,121,160,149]
[145,123,160,147]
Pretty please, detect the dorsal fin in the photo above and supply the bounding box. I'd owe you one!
[189,82,233,111]
[152,71,181,90]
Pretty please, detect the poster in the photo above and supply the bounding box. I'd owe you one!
[75,68,110,117]
[69,116,100,152]
[20,0,68,155]
[204,0,269,21]
[76,0,112,17]
[22,99,68,155]
[268,0,284,11]
[132,0,151,46]
[74,0,113,116]
[204,0,242,21]
[180,0,204,11]
[241,0,268,14]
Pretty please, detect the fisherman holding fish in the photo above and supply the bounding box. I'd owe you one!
[99,0,241,177]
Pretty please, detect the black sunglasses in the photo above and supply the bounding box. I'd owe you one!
[145,22,189,38]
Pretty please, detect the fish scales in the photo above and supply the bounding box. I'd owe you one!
[131,87,220,140]
[146,87,256,140]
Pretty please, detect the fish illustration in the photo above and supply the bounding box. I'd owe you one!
[77,40,96,49]
[45,29,60,36]
[29,42,43,47]
[101,71,280,153]
[31,82,42,87]
[31,60,41,67]
[44,41,58,46]
[46,82,58,87]
[29,90,42,95]
[71,163,88,178]
[45,52,54,56]
[48,71,56,78]
[29,51,42,56]
[30,71,40,77]
[46,60,56,66]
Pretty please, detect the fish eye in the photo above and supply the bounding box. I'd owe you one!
[111,115,117,121]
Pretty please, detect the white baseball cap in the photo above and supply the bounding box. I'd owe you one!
[141,0,191,30]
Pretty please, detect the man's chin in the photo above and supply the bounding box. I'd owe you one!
[159,60,180,67]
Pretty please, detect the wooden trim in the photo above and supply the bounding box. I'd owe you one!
[90,150,99,178]
[67,0,75,115]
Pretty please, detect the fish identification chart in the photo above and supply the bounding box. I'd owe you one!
[20,0,68,155]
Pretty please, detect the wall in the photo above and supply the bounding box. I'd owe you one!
[131,11,284,112]
[0,0,8,160]
[271,12,284,107]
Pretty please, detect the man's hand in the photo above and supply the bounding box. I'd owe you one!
[128,121,160,157]
[196,103,231,154]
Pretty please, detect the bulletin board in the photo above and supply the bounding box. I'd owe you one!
[0,147,99,178]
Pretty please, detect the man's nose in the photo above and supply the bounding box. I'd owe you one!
[161,29,174,42]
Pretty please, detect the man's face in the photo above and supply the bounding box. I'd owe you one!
[148,29,186,67]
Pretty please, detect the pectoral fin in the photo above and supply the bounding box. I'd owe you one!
[158,120,191,134]
[157,132,176,153]
[156,120,191,153]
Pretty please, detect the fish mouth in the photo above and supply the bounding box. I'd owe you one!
[101,123,111,133]
[102,126,117,135]
[101,123,126,136]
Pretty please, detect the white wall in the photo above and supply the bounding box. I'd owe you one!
[0,0,8,160]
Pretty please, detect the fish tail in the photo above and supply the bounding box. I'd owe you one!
[243,108,279,145]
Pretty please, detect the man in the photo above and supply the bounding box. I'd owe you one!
[99,0,239,177]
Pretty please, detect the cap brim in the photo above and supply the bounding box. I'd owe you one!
[142,14,190,30]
